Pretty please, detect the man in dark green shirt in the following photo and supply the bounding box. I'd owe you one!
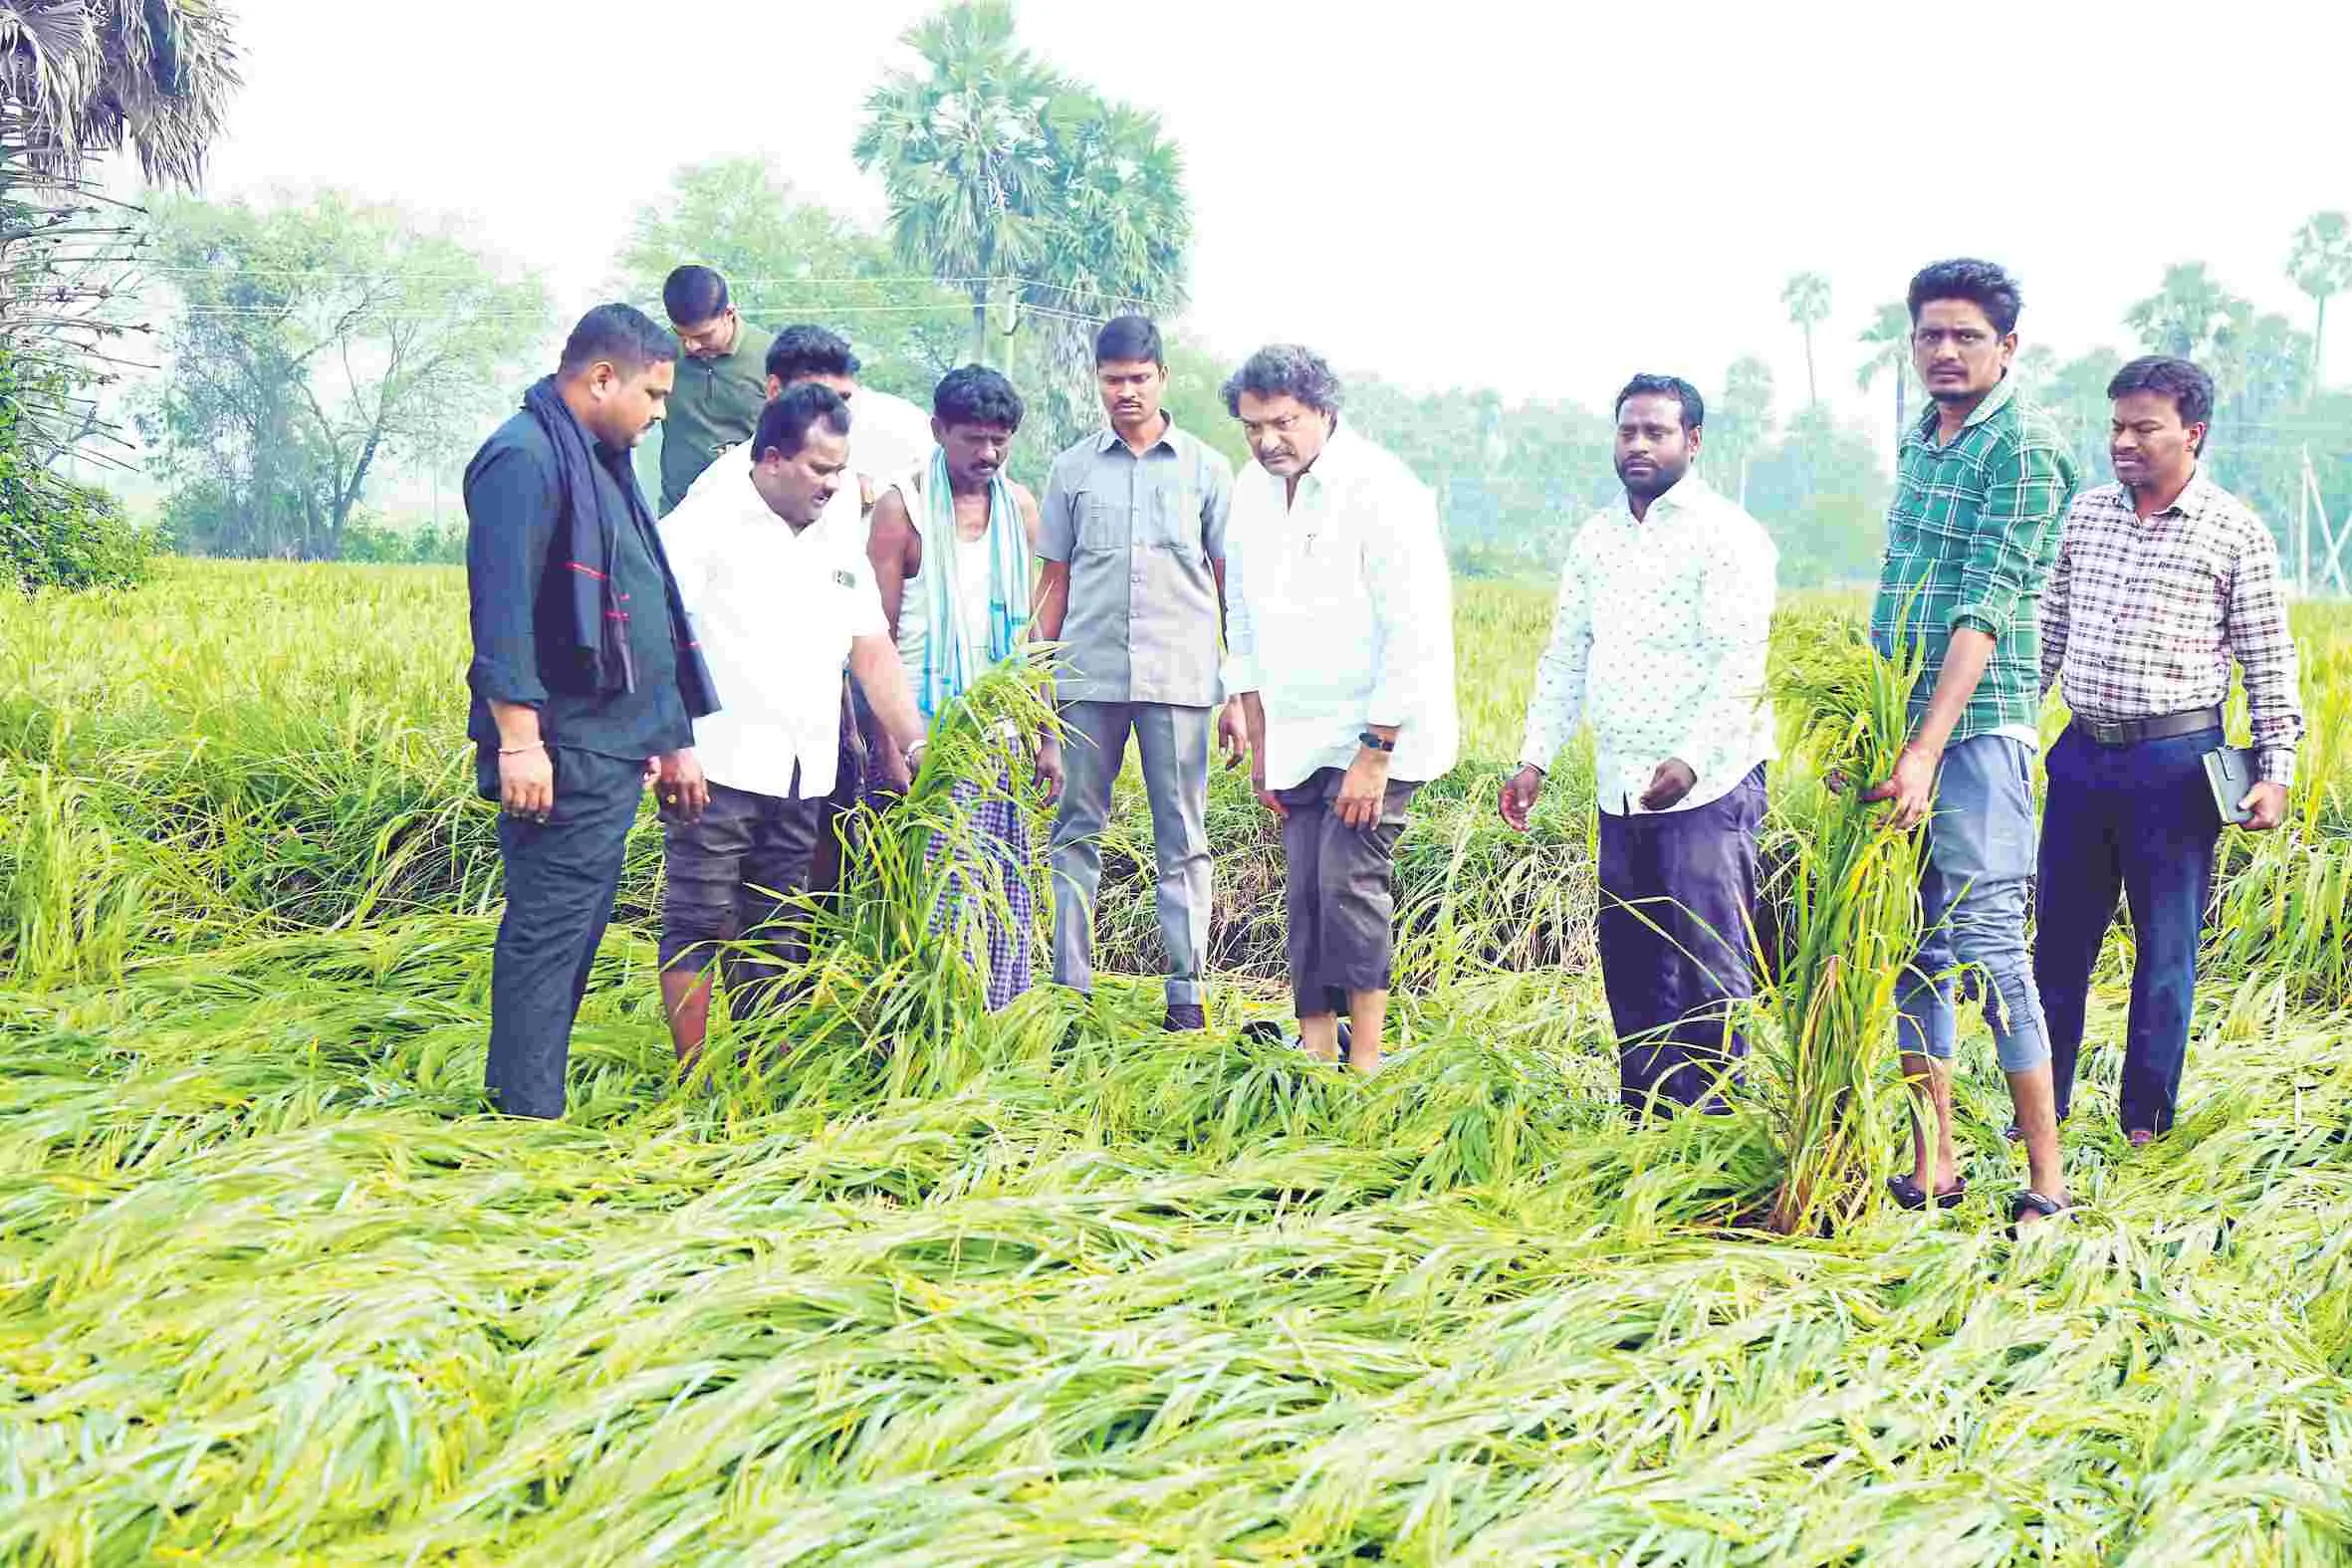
[465,304,716,1119]
[657,265,775,515]
[1861,259,2077,1230]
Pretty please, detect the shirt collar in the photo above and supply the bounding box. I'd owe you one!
[2150,465,2222,521]
[1627,472,1715,522]
[1910,371,2017,443]
[1094,411,1183,456]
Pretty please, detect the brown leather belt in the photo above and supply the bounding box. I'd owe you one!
[2070,707,2223,747]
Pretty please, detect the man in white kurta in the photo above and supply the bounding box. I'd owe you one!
[1222,344,1458,1073]
[1502,374,1776,1117]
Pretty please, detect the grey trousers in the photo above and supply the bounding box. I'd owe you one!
[1049,701,1214,1006]
[1276,766,1421,1017]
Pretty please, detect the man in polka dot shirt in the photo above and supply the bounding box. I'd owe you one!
[1501,374,1777,1118]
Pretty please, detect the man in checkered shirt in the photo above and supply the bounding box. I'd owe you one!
[2035,355,2302,1146]
[1862,258,2077,1229]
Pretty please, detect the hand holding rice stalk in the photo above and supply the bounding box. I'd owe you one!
[1758,611,1926,1234]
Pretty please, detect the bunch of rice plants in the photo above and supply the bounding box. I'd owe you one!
[1756,612,1926,1235]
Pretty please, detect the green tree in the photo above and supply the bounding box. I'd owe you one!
[1781,271,1830,407]
[1856,301,1913,450]
[139,191,549,560]
[852,0,1057,367]
[2044,347,2123,481]
[1709,354,1776,507]
[1018,97,1192,457]
[2011,343,2058,401]
[2287,211,2351,386]
[2,1,239,589]
[2124,262,2243,360]
[1744,404,1889,585]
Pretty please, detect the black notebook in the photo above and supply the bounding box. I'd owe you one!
[2203,746,2256,826]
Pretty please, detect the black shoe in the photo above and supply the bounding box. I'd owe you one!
[1162,1003,1208,1032]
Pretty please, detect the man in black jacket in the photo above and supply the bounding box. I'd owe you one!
[464,304,719,1118]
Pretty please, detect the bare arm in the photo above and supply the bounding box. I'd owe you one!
[847,632,925,755]
[866,488,919,641]
[1033,560,1071,641]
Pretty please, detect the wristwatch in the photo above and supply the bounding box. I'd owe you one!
[1358,730,1395,754]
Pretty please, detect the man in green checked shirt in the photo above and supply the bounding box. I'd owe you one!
[1861,259,2076,1232]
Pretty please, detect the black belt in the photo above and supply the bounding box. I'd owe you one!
[2070,707,2223,748]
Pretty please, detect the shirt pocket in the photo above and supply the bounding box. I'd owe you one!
[1145,482,1197,554]
[1075,489,1127,554]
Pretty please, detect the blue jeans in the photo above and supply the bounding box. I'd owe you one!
[2032,724,2223,1134]
[1898,735,2049,1073]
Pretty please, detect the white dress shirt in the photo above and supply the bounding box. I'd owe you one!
[1521,474,1777,815]
[1223,422,1459,791]
[659,461,886,799]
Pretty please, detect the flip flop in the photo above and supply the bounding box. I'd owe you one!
[1887,1174,1968,1212]
[2006,1189,2072,1236]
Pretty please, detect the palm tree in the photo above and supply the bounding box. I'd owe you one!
[2288,211,2352,387]
[2124,262,2245,360]
[1020,95,1191,452]
[1,0,239,185]
[853,1,1059,366]
[1781,272,1830,408]
[1856,301,1913,449]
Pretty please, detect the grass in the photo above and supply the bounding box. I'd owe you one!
[2,560,2351,1564]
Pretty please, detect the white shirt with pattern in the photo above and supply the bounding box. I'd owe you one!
[1520,474,1778,815]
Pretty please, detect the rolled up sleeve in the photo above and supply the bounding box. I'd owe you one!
[464,445,556,706]
[1363,475,1452,731]
[1952,432,2071,641]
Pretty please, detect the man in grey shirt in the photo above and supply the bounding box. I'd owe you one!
[1034,316,1236,1031]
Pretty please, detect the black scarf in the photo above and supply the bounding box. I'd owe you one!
[519,377,717,719]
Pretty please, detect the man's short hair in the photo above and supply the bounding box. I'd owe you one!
[661,265,729,327]
[559,304,680,377]
[1614,373,1705,432]
[1221,343,1342,417]
[1094,315,1164,367]
[767,325,860,387]
[2107,354,2216,444]
[932,364,1024,429]
[1906,258,2023,336]
[753,382,851,461]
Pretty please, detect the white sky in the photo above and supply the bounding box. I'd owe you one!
[184,0,2352,444]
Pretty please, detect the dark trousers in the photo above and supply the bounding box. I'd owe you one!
[486,747,646,1119]
[1276,767,1421,1016]
[1597,765,1765,1117]
[2034,724,2223,1135]
[659,777,822,1019]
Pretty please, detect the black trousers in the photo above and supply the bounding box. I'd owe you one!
[485,747,646,1119]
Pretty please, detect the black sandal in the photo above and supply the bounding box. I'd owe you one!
[2006,1189,2071,1235]
[1887,1175,1968,1212]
